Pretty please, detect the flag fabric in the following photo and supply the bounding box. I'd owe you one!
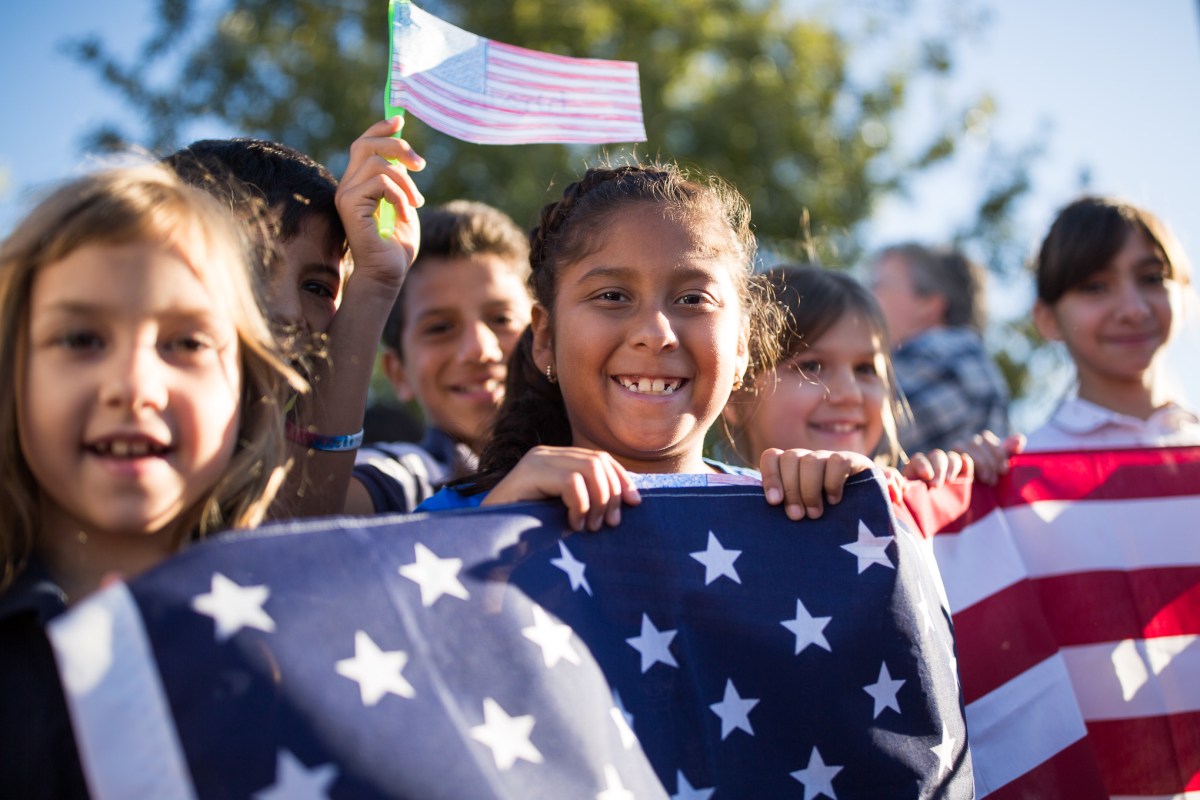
[388,2,646,145]
[48,474,972,799]
[930,446,1200,798]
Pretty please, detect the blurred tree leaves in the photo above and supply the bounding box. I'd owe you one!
[71,0,1042,399]
[67,0,1025,261]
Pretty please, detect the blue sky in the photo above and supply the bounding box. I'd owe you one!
[3,1,1199,423]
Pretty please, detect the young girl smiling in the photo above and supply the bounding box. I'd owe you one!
[0,164,302,799]
[420,162,875,527]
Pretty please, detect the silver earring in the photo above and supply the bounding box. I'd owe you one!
[546,364,557,384]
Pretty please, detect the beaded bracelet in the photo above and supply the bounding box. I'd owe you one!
[285,421,365,452]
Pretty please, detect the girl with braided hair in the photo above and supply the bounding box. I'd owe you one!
[418,160,876,530]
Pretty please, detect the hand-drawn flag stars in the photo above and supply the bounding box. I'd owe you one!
[191,572,275,641]
[254,749,337,800]
[335,630,415,706]
[781,598,832,655]
[689,531,742,585]
[625,613,678,673]
[399,542,469,606]
[841,520,895,573]
[708,679,759,739]
[550,539,592,595]
[469,697,543,771]
[863,661,905,719]
[790,747,842,800]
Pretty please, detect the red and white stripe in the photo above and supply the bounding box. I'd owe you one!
[931,447,1200,798]
[390,5,645,145]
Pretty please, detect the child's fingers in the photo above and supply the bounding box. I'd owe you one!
[903,453,935,482]
[758,448,786,507]
[791,450,830,520]
[562,471,591,532]
[576,456,615,532]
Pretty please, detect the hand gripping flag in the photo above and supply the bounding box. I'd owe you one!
[387,2,646,145]
[930,446,1200,798]
[48,475,972,799]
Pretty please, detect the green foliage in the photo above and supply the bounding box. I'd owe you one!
[70,0,1000,263]
[71,0,1044,402]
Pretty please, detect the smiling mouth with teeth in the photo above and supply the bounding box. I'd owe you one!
[615,376,685,396]
[88,439,169,458]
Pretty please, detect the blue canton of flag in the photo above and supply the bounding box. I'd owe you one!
[49,475,972,799]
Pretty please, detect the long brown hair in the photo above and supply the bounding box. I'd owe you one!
[0,164,306,591]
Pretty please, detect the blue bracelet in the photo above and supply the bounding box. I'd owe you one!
[285,421,365,452]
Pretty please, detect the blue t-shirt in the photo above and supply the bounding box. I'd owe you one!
[415,458,760,512]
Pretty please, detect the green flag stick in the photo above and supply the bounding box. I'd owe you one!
[377,0,407,239]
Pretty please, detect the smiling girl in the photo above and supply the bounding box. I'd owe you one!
[721,265,965,486]
[0,165,303,799]
[418,162,875,529]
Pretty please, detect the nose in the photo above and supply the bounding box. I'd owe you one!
[822,366,863,405]
[629,306,679,352]
[99,342,169,412]
[1114,279,1152,323]
[460,320,504,363]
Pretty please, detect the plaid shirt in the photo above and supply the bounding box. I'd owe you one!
[893,326,1010,455]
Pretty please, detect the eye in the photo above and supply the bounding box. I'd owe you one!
[677,293,705,306]
[1139,270,1168,287]
[855,361,881,378]
[419,320,455,338]
[301,279,337,300]
[594,290,628,303]
[165,331,218,357]
[1076,279,1108,295]
[792,359,822,377]
[56,329,104,351]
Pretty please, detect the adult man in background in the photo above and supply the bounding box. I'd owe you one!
[869,243,1010,455]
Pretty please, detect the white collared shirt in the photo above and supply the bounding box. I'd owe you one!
[1024,397,1200,452]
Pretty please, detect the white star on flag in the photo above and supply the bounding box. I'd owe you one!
[841,520,894,574]
[915,583,935,635]
[610,691,637,750]
[522,604,581,668]
[335,630,415,706]
[781,598,832,655]
[596,764,635,800]
[550,540,592,596]
[254,749,337,800]
[671,769,715,800]
[399,543,469,607]
[863,661,905,719]
[470,698,543,771]
[625,613,678,673]
[191,572,275,641]
[708,678,758,740]
[689,531,742,585]
[790,746,842,800]
[930,723,956,777]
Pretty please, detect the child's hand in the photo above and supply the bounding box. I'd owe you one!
[957,430,1026,485]
[335,117,426,293]
[483,446,642,532]
[901,448,973,487]
[759,448,875,520]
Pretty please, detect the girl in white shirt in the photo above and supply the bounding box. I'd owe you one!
[969,196,1199,480]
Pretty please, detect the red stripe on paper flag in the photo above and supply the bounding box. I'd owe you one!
[390,3,646,145]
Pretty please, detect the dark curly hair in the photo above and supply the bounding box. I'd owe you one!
[463,159,783,492]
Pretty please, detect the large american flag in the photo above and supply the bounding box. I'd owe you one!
[49,474,972,798]
[388,1,646,145]
[930,446,1200,798]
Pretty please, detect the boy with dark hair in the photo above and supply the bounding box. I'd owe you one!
[346,199,533,514]
[166,117,426,518]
